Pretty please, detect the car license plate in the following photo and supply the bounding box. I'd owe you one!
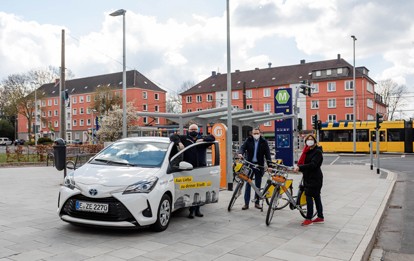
[75,200,109,213]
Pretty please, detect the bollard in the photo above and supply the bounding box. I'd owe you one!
[53,138,67,177]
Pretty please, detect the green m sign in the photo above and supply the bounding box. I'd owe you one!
[275,89,290,104]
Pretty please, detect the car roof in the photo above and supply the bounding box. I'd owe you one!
[117,137,171,144]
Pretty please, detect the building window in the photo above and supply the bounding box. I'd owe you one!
[345,80,354,90]
[337,68,343,74]
[155,93,159,100]
[197,108,202,111]
[264,103,271,112]
[328,114,336,122]
[143,117,147,124]
[155,105,159,112]
[87,119,91,126]
[80,119,84,126]
[143,104,147,111]
[345,97,354,107]
[311,83,319,93]
[155,117,159,124]
[42,122,46,128]
[207,94,213,102]
[367,98,374,109]
[327,82,336,92]
[246,104,253,109]
[264,121,271,126]
[315,71,321,76]
[246,90,252,99]
[54,99,58,105]
[263,88,271,97]
[80,108,84,114]
[47,99,52,106]
[346,114,354,121]
[143,91,147,99]
[73,109,77,115]
[48,110,52,117]
[73,120,77,126]
[186,109,192,112]
[311,100,319,109]
[86,95,91,102]
[196,95,202,103]
[367,82,374,93]
[86,108,91,114]
[41,100,46,107]
[326,69,332,75]
[367,114,374,121]
[186,96,192,103]
[328,98,336,108]
[232,91,239,99]
[79,96,84,103]
[73,97,77,104]
[54,110,58,116]
[233,105,239,109]
[54,121,58,127]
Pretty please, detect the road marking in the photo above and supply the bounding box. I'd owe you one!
[330,156,340,165]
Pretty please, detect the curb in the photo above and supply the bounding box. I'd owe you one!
[351,169,396,261]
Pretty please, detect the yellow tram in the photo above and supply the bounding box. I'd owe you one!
[318,120,414,153]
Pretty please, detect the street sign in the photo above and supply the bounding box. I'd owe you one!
[274,88,293,166]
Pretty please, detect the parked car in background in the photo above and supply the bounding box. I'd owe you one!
[0,137,13,146]
[14,139,25,145]
[72,139,83,145]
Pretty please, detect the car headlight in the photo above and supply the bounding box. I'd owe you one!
[123,177,158,194]
[63,172,76,190]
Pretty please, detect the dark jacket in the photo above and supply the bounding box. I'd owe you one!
[170,133,215,168]
[238,136,271,173]
[298,146,323,197]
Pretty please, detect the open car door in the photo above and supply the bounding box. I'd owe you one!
[169,141,220,210]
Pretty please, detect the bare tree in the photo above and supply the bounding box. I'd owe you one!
[96,102,139,142]
[376,79,408,120]
[166,80,195,113]
[92,85,122,116]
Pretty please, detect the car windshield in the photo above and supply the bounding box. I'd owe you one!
[91,140,169,167]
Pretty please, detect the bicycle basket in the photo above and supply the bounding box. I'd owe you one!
[272,174,286,184]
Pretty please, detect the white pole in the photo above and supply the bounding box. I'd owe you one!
[35,86,37,146]
[226,0,233,190]
[352,35,357,153]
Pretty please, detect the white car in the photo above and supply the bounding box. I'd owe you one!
[57,137,220,231]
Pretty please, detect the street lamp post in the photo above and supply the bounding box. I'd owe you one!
[110,9,127,139]
[34,86,38,146]
[351,35,357,153]
[91,109,97,144]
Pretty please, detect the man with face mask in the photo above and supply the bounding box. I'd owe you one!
[170,123,215,218]
[237,127,271,210]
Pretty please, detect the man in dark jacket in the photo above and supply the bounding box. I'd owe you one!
[237,127,271,210]
[170,124,215,218]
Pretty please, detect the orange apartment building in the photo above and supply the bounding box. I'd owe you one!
[17,70,167,142]
[181,55,387,139]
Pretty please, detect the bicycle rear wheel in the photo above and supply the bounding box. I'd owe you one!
[266,186,280,226]
[228,181,244,211]
[297,190,317,219]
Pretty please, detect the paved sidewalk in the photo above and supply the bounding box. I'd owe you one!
[0,165,395,261]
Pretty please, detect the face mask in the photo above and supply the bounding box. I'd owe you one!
[189,131,198,137]
[253,134,260,140]
[306,140,315,147]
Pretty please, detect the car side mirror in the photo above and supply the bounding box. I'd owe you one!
[179,161,193,170]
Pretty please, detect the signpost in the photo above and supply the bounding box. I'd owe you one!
[274,88,293,166]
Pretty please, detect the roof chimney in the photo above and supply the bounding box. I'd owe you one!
[337,54,341,60]
[255,68,259,70]
[268,62,272,68]
[235,69,240,73]
[211,71,216,77]
[300,59,306,64]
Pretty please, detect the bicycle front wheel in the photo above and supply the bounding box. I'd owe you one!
[228,181,244,211]
[274,185,292,210]
[266,186,280,226]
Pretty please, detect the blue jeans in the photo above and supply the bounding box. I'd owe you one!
[306,193,324,220]
[244,167,262,205]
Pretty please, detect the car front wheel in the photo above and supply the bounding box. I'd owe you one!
[152,194,171,232]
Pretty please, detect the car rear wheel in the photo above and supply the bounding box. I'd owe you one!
[152,194,171,232]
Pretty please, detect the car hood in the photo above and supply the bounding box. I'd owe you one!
[73,163,161,186]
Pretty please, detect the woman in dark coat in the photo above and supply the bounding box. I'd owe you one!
[294,134,324,226]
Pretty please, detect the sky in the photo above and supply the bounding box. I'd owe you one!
[1,0,414,118]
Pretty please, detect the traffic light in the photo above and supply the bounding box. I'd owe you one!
[299,85,312,97]
[376,113,383,129]
[317,120,322,130]
[312,115,318,130]
[297,118,303,131]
